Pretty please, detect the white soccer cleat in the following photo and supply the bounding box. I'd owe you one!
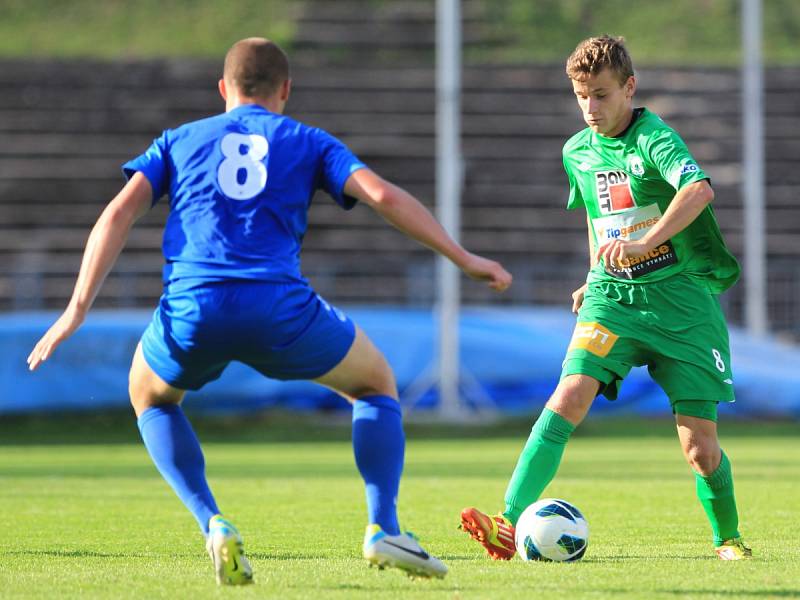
[206,514,254,585]
[363,524,448,579]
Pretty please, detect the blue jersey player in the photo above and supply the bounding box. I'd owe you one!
[27,38,512,585]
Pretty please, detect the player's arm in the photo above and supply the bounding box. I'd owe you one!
[27,172,153,371]
[571,213,597,313]
[344,168,511,291]
[595,180,713,268]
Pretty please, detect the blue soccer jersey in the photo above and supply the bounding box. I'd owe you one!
[123,104,366,284]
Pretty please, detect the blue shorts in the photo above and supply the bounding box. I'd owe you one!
[140,280,356,390]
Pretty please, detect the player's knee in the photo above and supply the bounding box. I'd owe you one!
[349,342,397,399]
[129,345,151,412]
[128,374,148,415]
[546,376,597,425]
[128,362,182,417]
[129,369,154,415]
[351,360,397,400]
[684,441,720,476]
[128,365,142,402]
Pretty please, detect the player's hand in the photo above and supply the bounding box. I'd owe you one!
[571,283,588,313]
[27,306,86,371]
[459,253,512,292]
[595,238,649,269]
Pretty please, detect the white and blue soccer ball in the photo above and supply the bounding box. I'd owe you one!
[514,498,589,562]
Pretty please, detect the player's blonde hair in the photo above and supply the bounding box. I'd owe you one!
[566,35,633,86]
[223,37,290,98]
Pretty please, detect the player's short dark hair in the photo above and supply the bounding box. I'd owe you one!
[223,37,290,98]
[566,35,634,86]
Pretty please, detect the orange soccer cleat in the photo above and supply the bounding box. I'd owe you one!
[459,507,517,560]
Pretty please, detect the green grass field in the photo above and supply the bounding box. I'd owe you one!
[0,416,798,599]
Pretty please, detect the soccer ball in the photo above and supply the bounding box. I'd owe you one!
[514,498,589,562]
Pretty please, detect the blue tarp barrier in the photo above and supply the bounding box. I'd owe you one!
[2,308,799,417]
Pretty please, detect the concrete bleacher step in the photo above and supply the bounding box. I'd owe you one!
[289,0,497,65]
[0,3,798,332]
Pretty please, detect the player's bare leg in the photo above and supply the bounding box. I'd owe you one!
[676,414,721,476]
[543,374,599,426]
[130,343,253,584]
[314,326,447,579]
[461,374,599,559]
[314,326,397,401]
[676,414,750,560]
[129,342,185,416]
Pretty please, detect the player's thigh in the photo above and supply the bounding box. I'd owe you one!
[138,290,231,393]
[240,288,361,384]
[645,278,734,404]
[129,342,186,417]
[561,281,644,405]
[313,326,397,402]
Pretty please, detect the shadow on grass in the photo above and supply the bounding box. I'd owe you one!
[0,410,797,445]
[247,552,328,561]
[3,549,150,559]
[582,555,717,562]
[5,464,778,481]
[658,591,800,598]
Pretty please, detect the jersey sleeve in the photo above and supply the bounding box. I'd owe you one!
[316,129,367,210]
[563,150,584,210]
[122,131,170,206]
[644,127,708,191]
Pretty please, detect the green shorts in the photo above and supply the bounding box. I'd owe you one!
[561,273,735,414]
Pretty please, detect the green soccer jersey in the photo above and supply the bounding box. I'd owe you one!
[562,107,740,293]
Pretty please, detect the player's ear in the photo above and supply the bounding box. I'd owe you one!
[280,78,292,102]
[218,78,228,102]
[624,75,636,99]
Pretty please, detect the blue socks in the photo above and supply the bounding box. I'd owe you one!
[138,397,406,538]
[352,395,404,536]
[137,404,219,535]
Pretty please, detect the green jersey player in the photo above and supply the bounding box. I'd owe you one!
[460,35,751,561]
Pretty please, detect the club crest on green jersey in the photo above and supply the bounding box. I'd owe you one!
[627,155,645,177]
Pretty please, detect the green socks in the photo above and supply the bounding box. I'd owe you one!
[502,408,740,544]
[695,451,740,545]
[503,408,575,525]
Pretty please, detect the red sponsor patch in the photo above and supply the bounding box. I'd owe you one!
[609,183,634,211]
[595,170,636,214]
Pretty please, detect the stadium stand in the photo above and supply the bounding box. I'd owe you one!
[1,0,799,340]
